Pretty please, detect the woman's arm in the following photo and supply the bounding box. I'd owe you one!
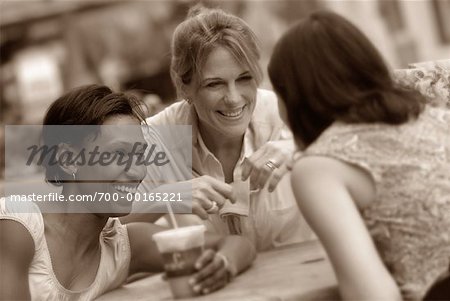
[121,176,236,224]
[183,233,256,295]
[290,156,401,300]
[126,222,167,275]
[0,220,35,301]
[127,222,256,294]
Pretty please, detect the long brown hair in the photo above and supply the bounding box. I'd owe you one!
[268,11,424,146]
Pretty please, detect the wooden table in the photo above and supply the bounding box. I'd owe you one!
[97,239,339,301]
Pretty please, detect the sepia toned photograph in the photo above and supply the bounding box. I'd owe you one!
[1,0,449,300]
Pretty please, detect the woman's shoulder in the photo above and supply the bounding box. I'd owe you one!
[97,218,131,289]
[305,109,449,181]
[0,197,44,245]
[101,218,131,261]
[256,88,277,102]
[303,122,395,184]
[252,88,283,125]
[145,100,191,126]
[254,88,277,112]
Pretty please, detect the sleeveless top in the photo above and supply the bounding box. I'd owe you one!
[304,106,450,300]
[0,197,131,300]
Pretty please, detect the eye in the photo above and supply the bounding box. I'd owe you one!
[205,81,222,88]
[238,75,253,82]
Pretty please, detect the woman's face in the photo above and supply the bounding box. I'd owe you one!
[187,46,258,140]
[74,115,147,216]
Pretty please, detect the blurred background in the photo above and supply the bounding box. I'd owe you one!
[1,0,449,194]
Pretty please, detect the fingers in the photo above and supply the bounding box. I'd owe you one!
[196,269,228,294]
[193,250,224,282]
[241,142,278,182]
[207,177,236,204]
[241,158,251,181]
[192,203,209,220]
[194,249,216,270]
[267,164,289,192]
[242,157,282,190]
[254,160,277,189]
[240,140,294,191]
[191,250,228,295]
[194,176,236,205]
[190,177,237,219]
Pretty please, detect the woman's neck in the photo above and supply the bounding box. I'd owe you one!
[198,123,244,156]
[43,213,107,256]
[43,187,109,254]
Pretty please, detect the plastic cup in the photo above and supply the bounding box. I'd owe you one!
[152,225,206,299]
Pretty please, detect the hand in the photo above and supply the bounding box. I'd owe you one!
[241,140,294,192]
[189,176,236,220]
[189,249,230,295]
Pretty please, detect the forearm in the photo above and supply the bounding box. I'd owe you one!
[120,213,164,224]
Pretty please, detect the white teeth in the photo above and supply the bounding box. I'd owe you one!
[219,107,244,117]
[113,185,137,193]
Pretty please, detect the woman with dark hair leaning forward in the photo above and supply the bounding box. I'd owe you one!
[268,11,450,301]
[0,85,255,300]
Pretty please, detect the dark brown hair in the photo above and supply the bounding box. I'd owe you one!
[42,84,145,185]
[268,11,425,146]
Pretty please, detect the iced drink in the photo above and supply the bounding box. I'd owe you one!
[152,225,205,298]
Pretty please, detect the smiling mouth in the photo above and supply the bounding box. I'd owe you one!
[217,106,245,118]
[113,184,138,193]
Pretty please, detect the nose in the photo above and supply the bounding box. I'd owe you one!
[224,83,242,106]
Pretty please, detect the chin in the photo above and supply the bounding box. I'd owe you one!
[109,212,130,218]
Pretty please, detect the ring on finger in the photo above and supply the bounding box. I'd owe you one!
[265,160,278,171]
[206,201,218,213]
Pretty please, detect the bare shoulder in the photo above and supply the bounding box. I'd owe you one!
[291,156,348,182]
[290,155,375,208]
[0,219,35,265]
[0,220,34,299]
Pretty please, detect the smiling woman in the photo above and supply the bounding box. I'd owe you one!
[129,4,315,254]
[188,46,257,146]
[0,84,257,300]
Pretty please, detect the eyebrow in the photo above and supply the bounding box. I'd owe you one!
[201,71,251,84]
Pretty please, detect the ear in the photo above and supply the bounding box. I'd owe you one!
[180,81,197,103]
[55,143,79,176]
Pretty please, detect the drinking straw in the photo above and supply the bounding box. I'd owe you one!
[166,202,179,229]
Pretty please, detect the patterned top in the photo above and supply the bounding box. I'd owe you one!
[393,62,450,109]
[0,197,131,301]
[304,106,450,300]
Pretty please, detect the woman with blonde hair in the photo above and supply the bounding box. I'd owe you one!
[126,5,314,251]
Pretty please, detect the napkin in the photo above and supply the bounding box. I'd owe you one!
[219,179,251,235]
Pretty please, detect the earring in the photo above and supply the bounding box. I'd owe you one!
[72,171,77,182]
[186,98,192,105]
[53,175,61,185]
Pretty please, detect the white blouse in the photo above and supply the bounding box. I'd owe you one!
[138,89,315,251]
[0,197,131,300]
